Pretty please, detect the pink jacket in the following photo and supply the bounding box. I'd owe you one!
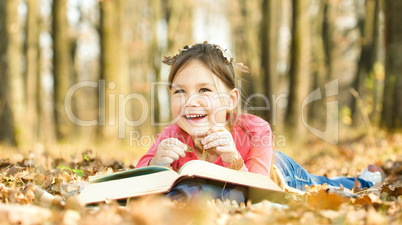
[136,114,273,176]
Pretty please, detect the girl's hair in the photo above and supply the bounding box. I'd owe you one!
[165,42,246,128]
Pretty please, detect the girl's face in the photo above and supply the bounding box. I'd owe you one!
[170,60,239,138]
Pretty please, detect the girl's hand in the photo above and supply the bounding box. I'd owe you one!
[202,124,239,163]
[149,138,187,167]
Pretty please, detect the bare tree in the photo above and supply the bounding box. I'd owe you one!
[99,0,130,141]
[52,0,73,141]
[26,0,41,145]
[351,0,380,126]
[260,0,280,125]
[150,0,162,132]
[165,0,194,54]
[307,0,328,130]
[0,0,14,145]
[0,0,25,145]
[285,0,312,144]
[382,0,402,130]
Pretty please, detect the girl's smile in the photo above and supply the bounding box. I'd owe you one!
[170,60,239,137]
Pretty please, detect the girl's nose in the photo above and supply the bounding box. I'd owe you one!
[185,93,203,107]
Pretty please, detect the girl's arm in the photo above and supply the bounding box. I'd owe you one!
[244,141,272,176]
[242,122,273,177]
[135,134,164,168]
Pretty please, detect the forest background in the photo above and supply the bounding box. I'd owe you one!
[0,0,401,163]
[0,0,402,224]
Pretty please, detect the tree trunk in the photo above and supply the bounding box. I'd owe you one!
[99,0,119,140]
[351,0,378,127]
[260,0,279,126]
[7,0,25,145]
[26,0,40,145]
[285,0,311,144]
[307,0,327,130]
[382,0,402,130]
[99,0,130,141]
[150,0,161,132]
[0,0,15,145]
[367,0,381,125]
[322,0,332,81]
[228,0,260,120]
[240,0,259,118]
[165,0,193,54]
[0,0,25,145]
[52,0,73,142]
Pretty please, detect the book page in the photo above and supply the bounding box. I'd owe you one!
[90,166,172,183]
[178,160,283,192]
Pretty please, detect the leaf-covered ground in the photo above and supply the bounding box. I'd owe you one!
[0,133,401,225]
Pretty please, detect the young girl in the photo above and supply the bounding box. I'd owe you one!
[136,42,381,203]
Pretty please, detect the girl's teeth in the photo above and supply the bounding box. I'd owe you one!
[186,115,204,119]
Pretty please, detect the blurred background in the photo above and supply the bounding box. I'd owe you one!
[0,0,401,159]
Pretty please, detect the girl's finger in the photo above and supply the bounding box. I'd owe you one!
[215,146,236,153]
[216,147,239,164]
[161,138,187,157]
[164,138,188,152]
[171,138,188,152]
[162,149,181,160]
[202,131,226,145]
[203,134,233,149]
[165,145,186,158]
[161,156,174,165]
[206,124,226,135]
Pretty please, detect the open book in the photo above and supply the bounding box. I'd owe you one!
[78,160,286,205]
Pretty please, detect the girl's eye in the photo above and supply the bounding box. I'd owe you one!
[174,89,185,94]
[200,88,211,93]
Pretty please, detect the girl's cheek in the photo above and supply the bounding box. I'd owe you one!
[171,95,184,106]
[170,97,185,115]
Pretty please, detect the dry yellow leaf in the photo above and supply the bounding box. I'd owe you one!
[229,158,244,170]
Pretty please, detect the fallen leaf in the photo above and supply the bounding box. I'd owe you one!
[382,185,402,197]
[229,158,244,170]
[307,189,347,210]
[319,209,341,220]
[353,177,363,193]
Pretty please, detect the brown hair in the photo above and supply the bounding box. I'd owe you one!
[167,43,240,127]
[168,43,236,89]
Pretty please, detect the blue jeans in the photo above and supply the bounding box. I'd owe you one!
[274,151,374,191]
[166,178,246,203]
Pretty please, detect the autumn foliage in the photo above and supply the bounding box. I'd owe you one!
[0,134,401,224]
